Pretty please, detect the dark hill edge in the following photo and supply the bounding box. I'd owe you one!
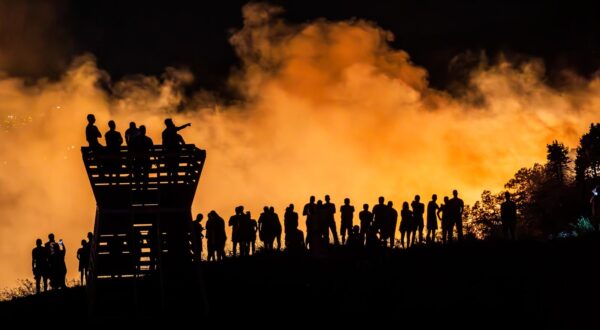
[2,237,599,327]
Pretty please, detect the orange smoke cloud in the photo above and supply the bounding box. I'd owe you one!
[1,3,599,289]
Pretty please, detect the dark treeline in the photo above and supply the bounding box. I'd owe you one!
[465,123,600,240]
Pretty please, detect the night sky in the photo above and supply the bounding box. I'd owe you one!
[4,0,600,92]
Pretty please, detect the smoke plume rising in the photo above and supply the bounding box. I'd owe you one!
[1,3,599,288]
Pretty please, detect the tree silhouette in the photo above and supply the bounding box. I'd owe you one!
[546,140,571,185]
[575,123,600,189]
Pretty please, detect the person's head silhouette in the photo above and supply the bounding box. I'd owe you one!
[195,213,203,222]
[129,122,136,129]
[317,200,323,206]
[87,114,95,124]
[87,232,93,241]
[388,201,393,207]
[325,195,331,203]
[379,196,384,204]
[453,190,458,198]
[415,195,420,202]
[505,192,511,201]
[363,203,369,211]
[139,125,147,136]
[432,194,437,201]
[269,206,275,213]
[81,239,86,247]
[108,120,116,131]
[165,118,174,128]
[310,196,315,203]
[36,239,42,247]
[444,196,449,203]
[263,206,269,213]
[344,198,350,205]
[289,204,294,211]
[402,202,409,210]
[48,233,55,242]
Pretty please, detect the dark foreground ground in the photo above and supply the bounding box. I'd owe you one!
[2,237,600,327]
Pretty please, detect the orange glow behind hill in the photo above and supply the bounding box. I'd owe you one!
[1,3,599,288]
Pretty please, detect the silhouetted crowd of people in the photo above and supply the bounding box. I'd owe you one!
[31,232,93,293]
[192,191,518,261]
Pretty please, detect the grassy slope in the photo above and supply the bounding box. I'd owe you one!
[2,237,599,326]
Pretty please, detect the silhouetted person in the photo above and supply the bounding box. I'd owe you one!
[448,190,465,241]
[54,239,67,289]
[400,202,413,248]
[385,201,398,248]
[130,125,154,188]
[248,212,258,255]
[439,196,452,243]
[312,200,328,251]
[359,204,373,244]
[259,206,275,251]
[591,186,600,232]
[426,194,440,243]
[32,239,49,293]
[284,204,299,249]
[206,211,226,261]
[76,239,89,285]
[193,213,205,261]
[238,211,252,256]
[105,120,124,182]
[229,206,244,257]
[372,197,387,242]
[125,122,139,146]
[340,198,355,245]
[271,207,283,251]
[365,223,380,250]
[324,195,340,245]
[86,114,102,148]
[44,234,59,289]
[347,225,362,249]
[303,196,317,249]
[87,232,94,250]
[411,195,425,245]
[105,120,124,150]
[162,118,190,183]
[501,192,517,240]
[287,228,305,253]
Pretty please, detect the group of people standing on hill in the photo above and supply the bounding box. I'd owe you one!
[191,189,520,261]
[31,233,94,294]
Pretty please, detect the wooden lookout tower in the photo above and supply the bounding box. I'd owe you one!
[81,144,207,318]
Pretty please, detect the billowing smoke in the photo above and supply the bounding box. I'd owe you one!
[1,3,599,288]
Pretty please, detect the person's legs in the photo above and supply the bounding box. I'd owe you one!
[510,221,517,241]
[456,218,463,241]
[35,274,41,294]
[330,221,340,245]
